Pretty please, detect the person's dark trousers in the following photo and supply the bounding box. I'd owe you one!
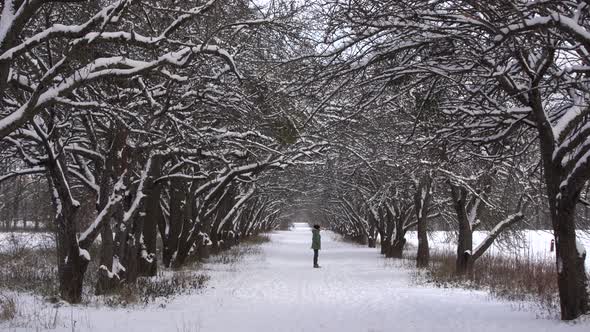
[313,249,319,267]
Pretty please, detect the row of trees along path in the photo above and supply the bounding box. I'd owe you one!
[0,0,589,321]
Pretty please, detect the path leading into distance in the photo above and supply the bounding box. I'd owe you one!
[11,223,589,332]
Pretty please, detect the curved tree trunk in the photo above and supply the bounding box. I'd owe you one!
[450,184,473,275]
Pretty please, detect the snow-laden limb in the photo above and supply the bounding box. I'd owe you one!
[0,0,15,47]
[472,212,524,261]
[3,136,43,165]
[64,144,105,164]
[0,1,130,61]
[577,239,587,258]
[495,12,590,47]
[0,166,45,184]
[78,248,91,262]
[552,99,586,142]
[78,174,125,248]
[123,158,153,223]
[554,121,590,165]
[216,186,256,233]
[1,44,239,139]
[98,265,117,280]
[439,168,496,210]
[99,255,126,280]
[67,168,100,196]
[0,0,244,140]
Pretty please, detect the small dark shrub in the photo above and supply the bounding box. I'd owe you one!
[103,272,209,307]
[104,284,139,307]
[137,273,209,303]
[0,295,17,321]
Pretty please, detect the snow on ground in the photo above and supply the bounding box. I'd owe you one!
[2,223,589,331]
[0,232,53,253]
[405,230,590,270]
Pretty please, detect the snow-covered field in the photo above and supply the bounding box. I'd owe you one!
[405,230,590,270]
[0,232,53,253]
[1,223,589,331]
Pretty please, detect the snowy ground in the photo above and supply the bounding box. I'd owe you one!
[2,223,589,331]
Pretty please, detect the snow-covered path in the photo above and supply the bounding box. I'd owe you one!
[5,223,589,331]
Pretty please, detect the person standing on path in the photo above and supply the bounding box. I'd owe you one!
[311,224,321,268]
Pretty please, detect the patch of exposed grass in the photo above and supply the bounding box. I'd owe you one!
[102,272,210,307]
[404,249,560,316]
[241,234,271,245]
[0,232,268,310]
[0,295,16,321]
[209,234,269,266]
[210,243,262,266]
[0,246,58,297]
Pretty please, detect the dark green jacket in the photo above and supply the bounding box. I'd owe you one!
[311,229,321,250]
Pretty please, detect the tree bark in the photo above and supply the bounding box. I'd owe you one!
[163,179,187,267]
[95,220,117,295]
[389,237,406,258]
[55,211,89,303]
[553,197,589,320]
[415,174,432,268]
[387,213,406,258]
[138,179,162,276]
[378,229,387,254]
[450,184,473,274]
[44,145,88,303]
[527,84,589,320]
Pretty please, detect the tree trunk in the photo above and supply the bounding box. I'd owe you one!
[163,179,186,267]
[387,209,407,258]
[171,231,195,269]
[379,230,387,254]
[415,175,432,268]
[171,187,197,269]
[59,254,89,304]
[125,213,143,284]
[45,151,87,303]
[138,178,161,276]
[553,198,589,320]
[451,185,473,275]
[529,87,589,320]
[388,237,406,258]
[96,220,117,295]
[54,204,88,303]
[368,214,377,248]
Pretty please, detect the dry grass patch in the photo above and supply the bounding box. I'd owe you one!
[0,295,17,321]
[102,272,210,307]
[210,234,269,266]
[211,244,262,265]
[0,246,58,297]
[241,234,271,245]
[405,250,560,315]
